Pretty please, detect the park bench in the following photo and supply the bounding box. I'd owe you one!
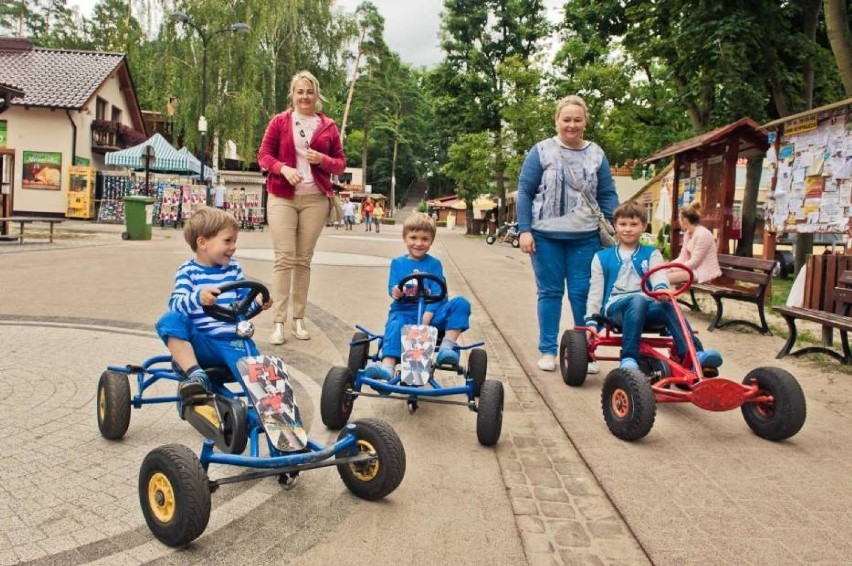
[681,254,775,335]
[0,216,64,244]
[774,257,852,364]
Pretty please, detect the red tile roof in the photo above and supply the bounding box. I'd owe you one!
[643,117,768,163]
[0,41,125,109]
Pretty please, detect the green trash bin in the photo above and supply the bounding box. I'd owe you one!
[122,196,156,240]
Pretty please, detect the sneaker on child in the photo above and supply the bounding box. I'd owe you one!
[619,358,640,371]
[178,368,211,400]
[436,348,459,367]
[364,361,393,381]
[697,348,723,369]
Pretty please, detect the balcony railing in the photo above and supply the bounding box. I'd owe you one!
[91,120,148,152]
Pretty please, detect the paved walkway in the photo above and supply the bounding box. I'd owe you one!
[1,219,851,564]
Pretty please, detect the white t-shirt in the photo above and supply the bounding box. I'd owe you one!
[293,112,321,195]
[213,185,227,208]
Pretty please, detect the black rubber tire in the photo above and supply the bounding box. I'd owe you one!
[511,237,520,248]
[485,234,496,245]
[601,369,656,441]
[774,250,794,279]
[336,418,406,500]
[139,444,211,548]
[559,329,589,386]
[741,367,807,441]
[476,380,504,446]
[121,231,130,240]
[216,397,248,455]
[466,348,488,397]
[347,332,370,375]
[97,370,131,440]
[321,366,355,430]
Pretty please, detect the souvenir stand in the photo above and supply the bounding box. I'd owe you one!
[219,170,266,230]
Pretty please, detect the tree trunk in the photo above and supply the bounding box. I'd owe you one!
[736,154,764,257]
[803,0,821,109]
[824,0,852,96]
[494,130,506,225]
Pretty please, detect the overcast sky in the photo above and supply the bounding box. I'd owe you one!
[68,0,564,68]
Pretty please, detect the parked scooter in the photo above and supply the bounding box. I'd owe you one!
[485,221,520,248]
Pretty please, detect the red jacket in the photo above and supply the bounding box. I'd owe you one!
[257,110,346,199]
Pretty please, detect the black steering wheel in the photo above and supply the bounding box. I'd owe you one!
[395,272,448,304]
[202,280,270,323]
[641,262,693,299]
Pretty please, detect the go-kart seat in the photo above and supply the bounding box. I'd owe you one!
[590,313,669,336]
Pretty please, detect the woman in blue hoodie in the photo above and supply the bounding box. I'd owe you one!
[516,95,618,373]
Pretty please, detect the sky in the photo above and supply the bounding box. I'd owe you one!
[67,0,564,69]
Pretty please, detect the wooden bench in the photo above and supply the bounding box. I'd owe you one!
[0,216,64,244]
[774,268,852,363]
[682,254,775,335]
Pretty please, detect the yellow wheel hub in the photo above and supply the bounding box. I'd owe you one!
[349,439,380,481]
[98,387,106,421]
[147,472,176,523]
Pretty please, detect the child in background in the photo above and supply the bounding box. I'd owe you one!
[364,212,471,380]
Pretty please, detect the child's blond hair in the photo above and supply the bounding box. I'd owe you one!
[402,212,436,239]
[183,206,240,251]
[612,200,647,223]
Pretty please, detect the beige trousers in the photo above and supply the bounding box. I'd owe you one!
[267,192,329,322]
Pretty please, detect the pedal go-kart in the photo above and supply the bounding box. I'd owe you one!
[485,221,520,248]
[558,262,807,442]
[96,281,406,547]
[320,272,504,446]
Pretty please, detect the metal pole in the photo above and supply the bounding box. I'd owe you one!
[200,34,209,204]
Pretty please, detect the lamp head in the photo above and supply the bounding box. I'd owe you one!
[230,23,250,34]
[171,12,190,24]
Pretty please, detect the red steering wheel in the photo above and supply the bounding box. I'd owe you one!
[640,262,693,300]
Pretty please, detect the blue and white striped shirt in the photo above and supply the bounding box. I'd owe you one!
[168,259,246,338]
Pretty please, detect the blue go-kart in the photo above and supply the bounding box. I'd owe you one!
[320,272,504,446]
[96,281,406,548]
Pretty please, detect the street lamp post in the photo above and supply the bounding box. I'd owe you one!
[171,12,249,202]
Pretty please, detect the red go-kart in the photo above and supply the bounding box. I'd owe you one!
[559,262,807,442]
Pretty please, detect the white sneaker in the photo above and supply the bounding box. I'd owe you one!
[292,319,310,340]
[587,361,600,374]
[269,322,286,345]
[537,354,556,372]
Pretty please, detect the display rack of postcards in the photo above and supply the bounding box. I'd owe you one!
[224,186,264,230]
[181,185,208,221]
[96,173,134,224]
[154,180,185,227]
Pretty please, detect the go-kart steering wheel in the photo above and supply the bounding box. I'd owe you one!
[641,262,693,300]
[202,280,270,323]
[395,272,448,304]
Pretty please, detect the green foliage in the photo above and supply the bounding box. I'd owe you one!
[416,202,428,213]
[442,131,494,205]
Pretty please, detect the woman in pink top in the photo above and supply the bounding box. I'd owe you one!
[669,202,722,285]
[258,70,346,345]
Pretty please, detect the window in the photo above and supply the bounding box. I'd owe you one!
[96,98,107,121]
[111,106,122,124]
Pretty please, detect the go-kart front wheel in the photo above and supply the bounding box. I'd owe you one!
[466,348,488,397]
[485,234,496,245]
[559,330,589,386]
[97,370,131,440]
[347,332,370,375]
[321,367,356,430]
[336,418,406,500]
[511,237,520,248]
[602,369,656,441]
[741,367,806,441]
[477,380,504,446]
[139,444,210,548]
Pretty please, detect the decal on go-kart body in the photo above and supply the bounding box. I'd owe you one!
[401,324,438,386]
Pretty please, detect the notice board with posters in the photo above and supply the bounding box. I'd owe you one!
[765,105,852,235]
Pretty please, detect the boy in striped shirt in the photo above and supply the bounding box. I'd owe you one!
[156,207,272,402]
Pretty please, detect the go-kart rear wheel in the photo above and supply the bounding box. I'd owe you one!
[601,369,656,441]
[321,367,356,430]
[347,332,370,375]
[741,367,806,441]
[485,234,496,245]
[216,397,248,455]
[336,418,406,500]
[559,329,589,386]
[97,370,131,440]
[466,348,488,397]
[476,380,504,446]
[139,444,210,548]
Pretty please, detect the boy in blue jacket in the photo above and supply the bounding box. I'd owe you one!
[584,201,722,372]
[364,212,471,380]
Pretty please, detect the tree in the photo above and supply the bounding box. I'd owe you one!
[442,132,494,231]
[824,0,852,96]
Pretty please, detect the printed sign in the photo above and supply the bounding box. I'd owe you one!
[22,151,62,190]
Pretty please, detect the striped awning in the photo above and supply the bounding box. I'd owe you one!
[105,133,194,173]
[176,147,213,181]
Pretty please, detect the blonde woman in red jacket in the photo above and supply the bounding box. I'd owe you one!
[258,70,346,345]
[669,202,722,285]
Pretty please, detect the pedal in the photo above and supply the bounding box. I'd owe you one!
[184,398,221,441]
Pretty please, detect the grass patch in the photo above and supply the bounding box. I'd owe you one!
[769,276,794,307]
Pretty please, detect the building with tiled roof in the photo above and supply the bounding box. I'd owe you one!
[0,37,146,217]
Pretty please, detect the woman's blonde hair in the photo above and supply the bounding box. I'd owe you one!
[680,202,702,224]
[289,70,326,113]
[554,95,589,122]
[184,206,239,251]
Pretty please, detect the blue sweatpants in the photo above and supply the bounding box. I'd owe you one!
[155,310,256,373]
[381,297,471,360]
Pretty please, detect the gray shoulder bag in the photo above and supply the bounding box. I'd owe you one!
[567,166,617,247]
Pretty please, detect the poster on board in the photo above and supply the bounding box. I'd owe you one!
[22,151,62,190]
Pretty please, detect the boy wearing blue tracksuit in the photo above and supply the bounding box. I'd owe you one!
[364,212,471,380]
[584,201,722,372]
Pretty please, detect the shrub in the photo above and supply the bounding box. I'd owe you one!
[436,220,447,227]
[381,217,396,225]
[416,202,428,213]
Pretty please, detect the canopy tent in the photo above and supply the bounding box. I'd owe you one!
[175,147,213,181]
[106,133,205,176]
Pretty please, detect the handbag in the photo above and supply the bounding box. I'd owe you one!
[568,167,617,247]
[327,195,344,224]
